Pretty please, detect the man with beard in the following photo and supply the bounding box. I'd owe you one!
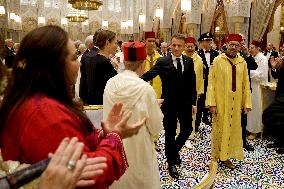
[206,34,252,169]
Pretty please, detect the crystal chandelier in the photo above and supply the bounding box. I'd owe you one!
[66,6,88,22]
[68,0,103,10]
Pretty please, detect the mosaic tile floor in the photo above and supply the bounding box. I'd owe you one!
[156,124,284,189]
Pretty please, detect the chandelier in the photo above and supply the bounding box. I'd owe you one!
[68,0,103,10]
[66,7,88,22]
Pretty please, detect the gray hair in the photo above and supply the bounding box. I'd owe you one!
[78,44,87,54]
[5,39,12,44]
[161,42,167,46]
[85,35,93,48]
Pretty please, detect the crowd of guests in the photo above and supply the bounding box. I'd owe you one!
[0,25,283,189]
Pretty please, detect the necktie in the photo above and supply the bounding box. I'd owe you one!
[163,52,166,57]
[176,58,182,74]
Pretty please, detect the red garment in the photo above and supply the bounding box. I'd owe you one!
[1,94,128,189]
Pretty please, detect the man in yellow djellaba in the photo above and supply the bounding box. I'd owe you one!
[206,34,252,169]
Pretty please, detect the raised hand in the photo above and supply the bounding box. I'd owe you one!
[270,57,282,69]
[101,103,124,135]
[114,111,146,139]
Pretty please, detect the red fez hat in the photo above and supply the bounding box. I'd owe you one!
[144,32,156,39]
[226,34,242,43]
[251,40,262,47]
[124,41,147,61]
[185,37,196,44]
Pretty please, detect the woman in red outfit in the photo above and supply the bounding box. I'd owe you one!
[0,25,145,189]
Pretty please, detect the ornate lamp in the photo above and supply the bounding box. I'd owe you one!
[68,0,103,10]
[66,8,88,22]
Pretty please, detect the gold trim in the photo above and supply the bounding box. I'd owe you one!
[83,105,103,110]
[69,0,103,10]
[192,161,218,189]
[66,15,88,22]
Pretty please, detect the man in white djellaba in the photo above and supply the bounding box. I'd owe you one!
[103,41,163,189]
[247,40,268,140]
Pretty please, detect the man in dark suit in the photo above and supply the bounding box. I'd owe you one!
[4,39,15,69]
[79,29,102,104]
[141,34,196,179]
[160,42,169,57]
[196,32,219,129]
[264,43,279,82]
[263,92,284,154]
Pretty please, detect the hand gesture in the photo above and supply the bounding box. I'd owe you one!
[270,57,282,69]
[243,108,251,114]
[209,106,217,114]
[114,111,146,139]
[157,99,164,107]
[101,103,124,136]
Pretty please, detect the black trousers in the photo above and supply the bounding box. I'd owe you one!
[162,105,192,165]
[241,111,247,144]
[195,94,210,129]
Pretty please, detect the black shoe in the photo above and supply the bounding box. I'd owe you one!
[174,154,181,166]
[168,164,179,179]
[244,142,254,151]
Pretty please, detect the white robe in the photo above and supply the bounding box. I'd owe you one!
[247,52,268,133]
[103,70,163,189]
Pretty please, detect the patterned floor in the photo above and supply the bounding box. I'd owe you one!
[157,124,284,189]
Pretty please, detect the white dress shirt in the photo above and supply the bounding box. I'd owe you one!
[203,49,211,68]
[171,54,184,72]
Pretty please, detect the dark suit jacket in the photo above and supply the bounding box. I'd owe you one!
[271,65,284,98]
[240,52,258,91]
[86,53,116,105]
[197,49,219,93]
[4,46,15,68]
[263,92,284,136]
[141,54,196,110]
[79,47,99,104]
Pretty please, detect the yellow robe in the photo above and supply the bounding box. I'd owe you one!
[145,51,162,98]
[206,54,252,161]
[183,51,204,135]
[183,51,204,96]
